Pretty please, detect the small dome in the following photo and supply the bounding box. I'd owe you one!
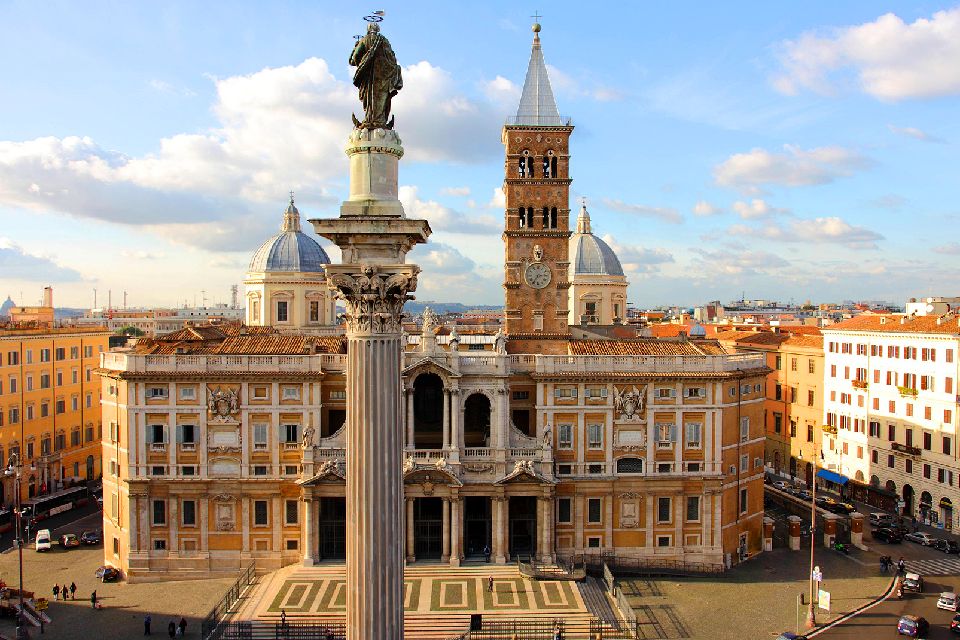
[248,197,330,273]
[569,204,624,277]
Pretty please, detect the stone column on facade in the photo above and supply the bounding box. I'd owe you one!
[450,497,461,567]
[406,497,415,562]
[441,497,451,562]
[303,496,315,566]
[406,389,415,449]
[442,389,450,451]
[492,496,507,563]
[310,122,430,640]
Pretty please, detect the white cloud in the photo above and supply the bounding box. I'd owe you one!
[887,124,944,143]
[400,186,499,235]
[692,201,723,216]
[727,216,883,249]
[933,242,960,255]
[0,57,509,252]
[602,198,683,224]
[731,198,789,219]
[440,186,471,197]
[773,8,960,100]
[714,145,870,192]
[600,235,674,275]
[0,238,85,282]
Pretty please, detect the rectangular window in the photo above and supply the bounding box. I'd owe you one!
[182,500,196,526]
[587,498,601,523]
[686,496,700,522]
[558,498,571,523]
[285,499,299,525]
[152,500,166,525]
[657,497,671,523]
[276,301,288,322]
[253,424,268,449]
[558,424,573,449]
[587,423,603,449]
[254,500,268,526]
[684,422,702,448]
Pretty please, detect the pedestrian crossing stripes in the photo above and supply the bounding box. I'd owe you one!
[902,557,960,576]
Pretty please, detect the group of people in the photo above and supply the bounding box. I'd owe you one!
[879,555,906,575]
[51,582,77,600]
[143,615,187,637]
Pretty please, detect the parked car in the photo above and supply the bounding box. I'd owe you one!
[905,532,938,546]
[80,530,102,545]
[897,615,929,637]
[34,529,51,552]
[939,592,959,611]
[870,512,896,527]
[60,533,80,548]
[950,612,960,633]
[95,566,121,582]
[935,539,960,554]
[874,527,904,543]
[903,572,924,593]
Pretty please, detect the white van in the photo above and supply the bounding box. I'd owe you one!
[34,529,52,552]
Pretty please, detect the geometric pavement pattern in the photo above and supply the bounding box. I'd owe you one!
[267,574,584,614]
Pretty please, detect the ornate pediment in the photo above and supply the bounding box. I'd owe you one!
[495,459,555,486]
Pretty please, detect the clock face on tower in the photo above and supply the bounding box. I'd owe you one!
[524,262,552,289]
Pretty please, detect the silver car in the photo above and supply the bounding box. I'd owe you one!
[904,531,938,546]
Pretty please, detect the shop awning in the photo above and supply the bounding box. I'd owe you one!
[816,468,849,485]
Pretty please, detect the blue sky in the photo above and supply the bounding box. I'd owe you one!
[1,1,958,309]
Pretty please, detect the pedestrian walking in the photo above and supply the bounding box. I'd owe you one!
[488,575,494,592]
[168,620,176,639]
[145,614,152,635]
[53,584,60,601]
[178,617,186,637]
[70,582,77,600]
[91,590,97,609]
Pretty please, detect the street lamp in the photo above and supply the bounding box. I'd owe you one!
[799,447,818,629]
[5,453,26,640]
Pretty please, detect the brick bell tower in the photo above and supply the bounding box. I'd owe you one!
[501,21,573,354]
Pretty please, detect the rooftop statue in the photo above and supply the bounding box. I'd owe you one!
[349,22,403,129]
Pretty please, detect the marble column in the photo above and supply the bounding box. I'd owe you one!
[406,389,414,449]
[303,496,314,566]
[449,497,461,567]
[406,498,415,562]
[311,107,429,640]
[442,390,450,450]
[441,498,451,562]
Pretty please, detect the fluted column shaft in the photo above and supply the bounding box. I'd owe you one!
[346,334,404,639]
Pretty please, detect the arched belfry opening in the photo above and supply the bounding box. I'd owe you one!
[463,393,491,447]
[413,373,444,448]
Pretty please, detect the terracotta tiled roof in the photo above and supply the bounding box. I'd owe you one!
[825,314,960,336]
[568,339,730,357]
[782,335,824,349]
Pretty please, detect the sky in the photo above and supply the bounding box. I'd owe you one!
[0,1,958,310]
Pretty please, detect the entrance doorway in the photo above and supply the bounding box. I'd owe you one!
[318,497,346,560]
[508,496,537,559]
[415,497,443,559]
[463,496,491,558]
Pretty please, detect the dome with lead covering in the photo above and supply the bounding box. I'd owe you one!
[569,204,624,277]
[249,197,330,273]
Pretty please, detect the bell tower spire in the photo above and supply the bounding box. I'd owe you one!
[501,22,574,353]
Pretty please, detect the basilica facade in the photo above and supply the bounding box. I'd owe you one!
[98,27,768,581]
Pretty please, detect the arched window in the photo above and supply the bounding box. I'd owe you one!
[616,457,644,474]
